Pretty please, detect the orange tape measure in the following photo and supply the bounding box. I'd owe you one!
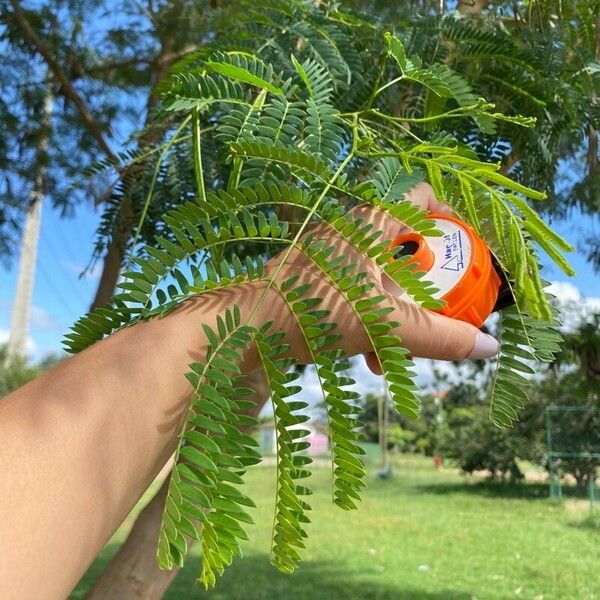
[387,213,510,328]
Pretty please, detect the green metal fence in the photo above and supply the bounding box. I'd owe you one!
[545,405,600,508]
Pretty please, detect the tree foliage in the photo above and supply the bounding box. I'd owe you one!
[60,1,575,586]
[0,0,212,269]
[545,311,600,491]
[430,310,600,487]
[0,346,61,397]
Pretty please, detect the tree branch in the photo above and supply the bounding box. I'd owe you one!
[9,0,117,162]
[500,152,520,175]
[80,57,154,76]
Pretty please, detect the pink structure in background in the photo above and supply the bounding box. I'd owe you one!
[305,431,329,456]
[259,422,329,456]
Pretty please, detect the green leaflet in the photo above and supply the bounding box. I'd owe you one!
[384,32,410,73]
[276,275,365,511]
[206,62,285,96]
[231,139,334,182]
[300,237,421,420]
[63,16,573,589]
[371,158,425,204]
[164,72,249,112]
[489,305,562,428]
[291,55,318,98]
[319,203,443,309]
[157,309,262,587]
[256,332,313,573]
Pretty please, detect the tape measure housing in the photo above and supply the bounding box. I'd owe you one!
[388,213,501,328]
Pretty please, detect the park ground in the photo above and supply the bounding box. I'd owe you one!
[73,450,600,600]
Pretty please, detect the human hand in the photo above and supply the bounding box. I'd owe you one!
[262,182,500,373]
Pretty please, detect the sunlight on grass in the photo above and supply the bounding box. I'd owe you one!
[73,452,600,600]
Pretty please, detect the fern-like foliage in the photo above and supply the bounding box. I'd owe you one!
[65,4,574,589]
[489,304,563,427]
[157,307,264,587]
[256,329,312,573]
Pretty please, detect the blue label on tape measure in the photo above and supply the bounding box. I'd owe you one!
[441,230,465,272]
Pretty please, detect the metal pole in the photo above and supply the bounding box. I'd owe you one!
[545,407,561,501]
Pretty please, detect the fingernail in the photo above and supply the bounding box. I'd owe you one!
[467,332,500,360]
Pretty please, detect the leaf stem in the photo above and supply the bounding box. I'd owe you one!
[269,284,337,503]
[369,104,486,125]
[364,53,389,108]
[244,115,359,327]
[254,340,283,563]
[125,115,192,273]
[192,107,207,204]
[372,74,404,99]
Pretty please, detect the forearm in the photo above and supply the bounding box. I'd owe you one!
[0,192,495,598]
[0,282,276,599]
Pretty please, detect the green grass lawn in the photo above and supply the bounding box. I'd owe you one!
[73,451,600,600]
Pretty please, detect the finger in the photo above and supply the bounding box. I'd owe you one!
[350,184,453,247]
[385,297,499,362]
[350,204,404,248]
[404,181,454,215]
[364,351,383,375]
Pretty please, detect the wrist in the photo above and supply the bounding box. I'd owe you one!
[171,280,293,373]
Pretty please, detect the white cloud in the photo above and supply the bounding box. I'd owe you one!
[60,259,102,280]
[30,306,62,331]
[0,328,38,357]
[546,280,600,331]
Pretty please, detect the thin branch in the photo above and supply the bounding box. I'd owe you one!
[82,57,154,75]
[9,0,117,161]
[499,152,520,175]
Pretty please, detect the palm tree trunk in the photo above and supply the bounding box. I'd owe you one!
[5,189,43,364]
[4,84,52,365]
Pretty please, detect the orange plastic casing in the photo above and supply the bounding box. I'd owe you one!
[388,213,501,328]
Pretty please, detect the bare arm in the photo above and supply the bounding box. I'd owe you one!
[0,193,498,599]
[0,284,269,599]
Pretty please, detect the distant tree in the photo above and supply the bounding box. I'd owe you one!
[542,312,600,491]
[0,0,134,262]
[0,345,61,397]
[1,0,210,298]
[387,424,417,453]
[543,393,600,492]
[439,405,527,480]
[346,0,600,268]
[439,310,600,485]
[359,391,442,455]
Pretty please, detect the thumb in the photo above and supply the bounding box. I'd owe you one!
[364,298,499,374]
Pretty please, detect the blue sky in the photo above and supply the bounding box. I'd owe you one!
[0,202,101,358]
[1,200,598,362]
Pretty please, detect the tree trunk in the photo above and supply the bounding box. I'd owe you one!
[90,218,131,309]
[84,370,270,598]
[89,35,179,311]
[85,475,177,600]
[5,84,52,365]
